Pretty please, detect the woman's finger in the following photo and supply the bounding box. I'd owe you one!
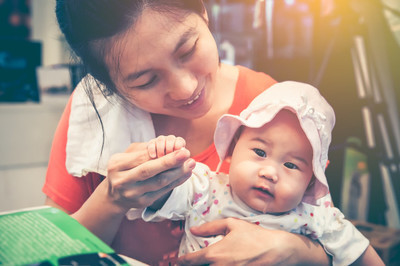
[108,149,151,172]
[189,218,237,237]
[109,154,195,208]
[108,141,154,172]
[139,158,196,193]
[124,141,148,153]
[141,161,194,206]
[128,148,191,181]
[177,219,235,265]
[179,218,269,265]
[177,246,211,265]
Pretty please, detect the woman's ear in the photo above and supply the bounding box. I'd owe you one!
[204,11,209,24]
[201,4,209,24]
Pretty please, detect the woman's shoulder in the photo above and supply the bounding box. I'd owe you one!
[228,66,277,115]
[236,65,277,90]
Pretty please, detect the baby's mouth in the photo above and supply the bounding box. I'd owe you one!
[254,186,274,198]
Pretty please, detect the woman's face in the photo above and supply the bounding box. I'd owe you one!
[106,8,220,119]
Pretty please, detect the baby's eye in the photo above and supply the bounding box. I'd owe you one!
[253,148,266,158]
[284,162,299,170]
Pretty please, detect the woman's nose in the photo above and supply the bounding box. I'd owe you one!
[167,69,198,101]
[259,165,278,183]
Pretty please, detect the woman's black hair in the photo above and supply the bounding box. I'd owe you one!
[55,0,205,160]
[56,0,205,96]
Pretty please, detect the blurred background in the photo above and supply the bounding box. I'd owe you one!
[1,0,400,261]
[204,0,400,229]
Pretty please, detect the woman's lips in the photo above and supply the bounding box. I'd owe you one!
[178,87,205,110]
[184,90,201,105]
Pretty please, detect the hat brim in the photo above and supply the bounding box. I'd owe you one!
[214,105,329,205]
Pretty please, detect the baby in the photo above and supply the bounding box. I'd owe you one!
[127,81,370,266]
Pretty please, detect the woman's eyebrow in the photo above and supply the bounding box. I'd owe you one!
[173,27,197,54]
[123,69,151,83]
[123,28,197,83]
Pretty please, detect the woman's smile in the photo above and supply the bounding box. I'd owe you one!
[178,86,206,111]
[184,90,201,105]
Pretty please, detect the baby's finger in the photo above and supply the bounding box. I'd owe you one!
[147,139,157,159]
[155,135,167,157]
[174,137,186,151]
[165,135,178,154]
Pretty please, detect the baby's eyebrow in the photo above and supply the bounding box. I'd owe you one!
[290,154,310,167]
[250,137,269,145]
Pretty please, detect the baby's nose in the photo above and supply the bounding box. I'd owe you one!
[258,165,278,183]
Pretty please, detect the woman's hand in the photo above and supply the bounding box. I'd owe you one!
[106,135,195,211]
[72,136,195,244]
[178,218,331,265]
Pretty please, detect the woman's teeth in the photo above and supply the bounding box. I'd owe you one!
[185,92,200,105]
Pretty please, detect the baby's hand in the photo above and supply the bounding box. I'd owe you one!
[147,135,186,159]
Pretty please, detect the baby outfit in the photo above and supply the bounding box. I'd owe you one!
[127,162,368,266]
[127,81,369,266]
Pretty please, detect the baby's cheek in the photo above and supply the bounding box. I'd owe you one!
[279,185,304,209]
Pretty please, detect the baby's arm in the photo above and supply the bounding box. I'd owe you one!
[147,135,189,210]
[309,201,382,265]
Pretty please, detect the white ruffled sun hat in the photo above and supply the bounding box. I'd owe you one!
[214,81,335,205]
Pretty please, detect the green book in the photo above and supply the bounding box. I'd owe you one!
[0,206,130,265]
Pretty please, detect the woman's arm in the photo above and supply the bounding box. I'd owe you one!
[146,135,189,211]
[46,141,195,244]
[45,193,127,245]
[352,245,384,266]
[178,218,331,265]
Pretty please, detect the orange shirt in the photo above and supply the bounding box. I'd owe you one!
[43,66,276,265]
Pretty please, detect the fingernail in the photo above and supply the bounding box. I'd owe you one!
[187,158,196,169]
[175,148,190,161]
[149,151,156,159]
[177,138,186,149]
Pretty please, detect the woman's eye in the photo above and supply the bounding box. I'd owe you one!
[134,75,158,89]
[180,39,198,61]
[253,148,266,158]
[284,162,299,170]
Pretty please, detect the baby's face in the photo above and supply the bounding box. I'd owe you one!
[228,110,314,214]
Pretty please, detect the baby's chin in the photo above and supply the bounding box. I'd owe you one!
[254,205,295,215]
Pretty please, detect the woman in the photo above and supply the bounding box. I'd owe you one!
[44,1,334,265]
